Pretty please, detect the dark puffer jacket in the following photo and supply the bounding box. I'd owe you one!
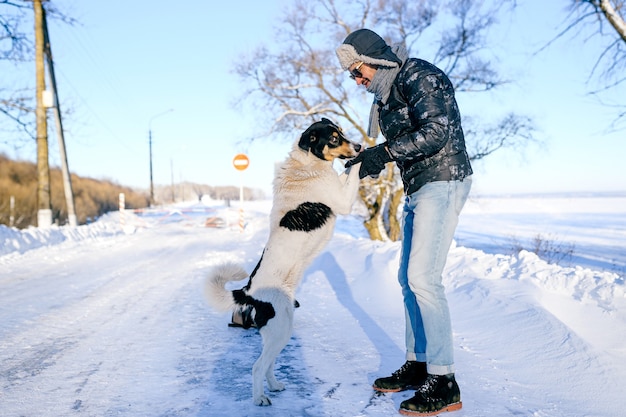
[378,58,473,194]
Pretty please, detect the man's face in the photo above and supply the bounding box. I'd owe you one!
[349,62,376,88]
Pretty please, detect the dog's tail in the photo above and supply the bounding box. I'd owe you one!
[204,263,249,311]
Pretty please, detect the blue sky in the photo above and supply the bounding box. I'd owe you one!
[3,0,625,196]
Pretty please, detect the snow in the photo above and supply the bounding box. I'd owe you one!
[1,194,625,417]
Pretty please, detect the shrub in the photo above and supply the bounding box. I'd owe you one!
[0,154,149,228]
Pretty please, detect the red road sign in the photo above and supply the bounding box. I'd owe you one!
[233,154,250,171]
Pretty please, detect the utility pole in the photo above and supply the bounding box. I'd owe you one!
[42,6,77,227]
[148,109,173,207]
[170,158,175,202]
[149,128,154,206]
[34,0,52,228]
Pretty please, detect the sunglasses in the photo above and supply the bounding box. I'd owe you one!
[349,62,364,80]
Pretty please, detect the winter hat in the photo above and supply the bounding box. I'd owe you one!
[336,28,402,70]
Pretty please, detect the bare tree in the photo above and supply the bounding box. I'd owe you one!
[234,0,535,240]
[0,0,75,145]
[545,1,626,128]
[0,1,31,60]
[1,1,34,143]
[0,88,33,139]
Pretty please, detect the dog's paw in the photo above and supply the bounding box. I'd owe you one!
[268,381,285,392]
[254,395,272,406]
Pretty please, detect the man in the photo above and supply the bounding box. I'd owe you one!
[336,28,473,416]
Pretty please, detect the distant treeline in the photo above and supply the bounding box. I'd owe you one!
[0,154,149,229]
[1,154,267,229]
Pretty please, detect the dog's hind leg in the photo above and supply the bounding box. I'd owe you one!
[265,357,285,392]
[252,306,293,406]
[252,328,290,405]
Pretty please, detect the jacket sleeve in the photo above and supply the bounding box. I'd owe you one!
[387,72,450,161]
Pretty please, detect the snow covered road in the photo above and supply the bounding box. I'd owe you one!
[1,198,625,416]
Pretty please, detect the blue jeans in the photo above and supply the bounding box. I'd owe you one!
[398,178,472,375]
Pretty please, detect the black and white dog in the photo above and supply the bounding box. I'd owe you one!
[204,118,361,406]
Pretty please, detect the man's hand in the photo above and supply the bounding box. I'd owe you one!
[345,143,393,179]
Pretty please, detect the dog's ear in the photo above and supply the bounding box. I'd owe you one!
[298,124,319,152]
[321,117,340,130]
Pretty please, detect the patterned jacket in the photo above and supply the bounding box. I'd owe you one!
[378,58,473,194]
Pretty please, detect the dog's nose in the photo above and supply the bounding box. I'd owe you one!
[354,143,362,152]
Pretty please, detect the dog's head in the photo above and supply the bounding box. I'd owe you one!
[298,118,361,161]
